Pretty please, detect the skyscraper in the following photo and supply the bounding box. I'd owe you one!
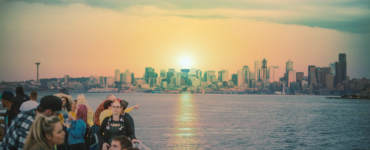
[64,75,69,86]
[125,69,132,84]
[218,69,229,83]
[287,70,296,87]
[196,70,202,79]
[308,65,316,86]
[115,69,120,82]
[268,66,279,83]
[329,63,336,75]
[339,53,347,82]
[160,69,166,77]
[261,59,267,80]
[145,67,155,84]
[242,66,250,85]
[296,72,304,82]
[286,60,293,82]
[254,60,261,81]
[231,74,238,85]
[237,70,244,87]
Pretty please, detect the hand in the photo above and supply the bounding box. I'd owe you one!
[102,143,109,150]
[133,104,140,109]
[131,139,140,144]
[63,122,71,128]
[68,113,76,121]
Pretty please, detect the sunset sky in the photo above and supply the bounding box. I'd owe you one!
[0,0,369,81]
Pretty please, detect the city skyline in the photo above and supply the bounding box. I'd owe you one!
[0,1,369,82]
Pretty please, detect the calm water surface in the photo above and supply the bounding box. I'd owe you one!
[37,93,370,150]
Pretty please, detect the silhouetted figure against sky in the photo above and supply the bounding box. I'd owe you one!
[13,86,30,108]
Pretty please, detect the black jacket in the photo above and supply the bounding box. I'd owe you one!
[97,115,136,146]
[13,95,30,108]
[5,104,20,131]
[123,113,135,131]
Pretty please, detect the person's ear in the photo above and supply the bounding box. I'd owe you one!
[45,133,52,141]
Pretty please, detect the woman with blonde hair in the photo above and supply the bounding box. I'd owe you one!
[76,94,94,126]
[23,115,65,150]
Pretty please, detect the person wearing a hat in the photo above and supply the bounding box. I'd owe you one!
[1,95,68,150]
[1,91,19,132]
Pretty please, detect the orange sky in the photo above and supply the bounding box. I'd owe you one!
[0,2,369,81]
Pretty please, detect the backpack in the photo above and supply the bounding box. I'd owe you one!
[84,124,91,150]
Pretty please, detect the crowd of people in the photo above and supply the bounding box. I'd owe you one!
[0,86,144,150]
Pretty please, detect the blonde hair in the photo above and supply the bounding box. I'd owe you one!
[23,115,61,150]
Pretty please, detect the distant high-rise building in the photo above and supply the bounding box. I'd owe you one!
[99,76,105,84]
[242,66,250,85]
[338,53,347,82]
[237,70,244,87]
[64,75,69,85]
[160,69,166,77]
[167,70,174,84]
[334,62,339,86]
[120,73,125,83]
[204,71,216,82]
[232,74,238,85]
[254,60,261,80]
[296,72,304,82]
[218,69,229,83]
[125,69,132,84]
[115,69,120,82]
[176,72,181,86]
[287,70,296,87]
[286,60,293,81]
[329,63,336,76]
[181,69,190,85]
[268,66,279,83]
[145,67,155,84]
[261,59,267,80]
[196,70,202,79]
[308,65,316,86]
[325,74,334,89]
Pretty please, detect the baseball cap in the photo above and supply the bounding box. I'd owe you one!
[39,95,68,115]
[1,91,14,101]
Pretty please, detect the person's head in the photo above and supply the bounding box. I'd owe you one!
[76,104,88,124]
[37,95,66,117]
[71,100,77,112]
[1,91,14,108]
[24,115,65,150]
[30,91,38,101]
[61,96,71,111]
[111,100,124,115]
[118,99,129,114]
[107,94,117,101]
[103,100,114,110]
[109,135,133,150]
[15,86,25,96]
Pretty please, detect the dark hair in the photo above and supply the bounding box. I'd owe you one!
[61,97,71,112]
[112,135,133,149]
[30,91,38,100]
[103,100,114,109]
[16,86,26,96]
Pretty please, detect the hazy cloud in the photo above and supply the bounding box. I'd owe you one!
[3,0,370,33]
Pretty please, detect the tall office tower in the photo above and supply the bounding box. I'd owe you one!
[296,72,304,82]
[125,69,132,84]
[131,73,134,84]
[120,73,125,83]
[232,74,238,85]
[196,70,202,79]
[286,60,293,81]
[205,70,216,82]
[145,67,155,84]
[218,69,229,82]
[64,75,69,86]
[316,68,322,86]
[320,67,332,88]
[160,69,166,77]
[339,53,347,82]
[329,63,336,75]
[242,66,250,85]
[176,72,181,86]
[237,70,244,87]
[35,61,40,82]
[325,74,334,89]
[268,66,279,83]
[287,70,296,87]
[261,59,267,80]
[115,69,120,81]
[334,62,339,86]
[99,76,105,84]
[189,68,197,77]
[254,60,261,80]
[181,69,190,85]
[308,65,316,86]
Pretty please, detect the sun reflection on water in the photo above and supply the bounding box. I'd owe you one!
[170,93,198,149]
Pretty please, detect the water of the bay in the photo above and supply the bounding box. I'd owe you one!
[36,92,370,150]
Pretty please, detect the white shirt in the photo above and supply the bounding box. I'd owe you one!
[20,100,39,111]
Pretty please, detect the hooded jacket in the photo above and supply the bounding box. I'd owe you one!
[13,86,30,108]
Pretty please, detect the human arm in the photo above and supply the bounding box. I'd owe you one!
[66,120,85,138]
[97,117,109,146]
[124,104,140,113]
[124,117,136,140]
